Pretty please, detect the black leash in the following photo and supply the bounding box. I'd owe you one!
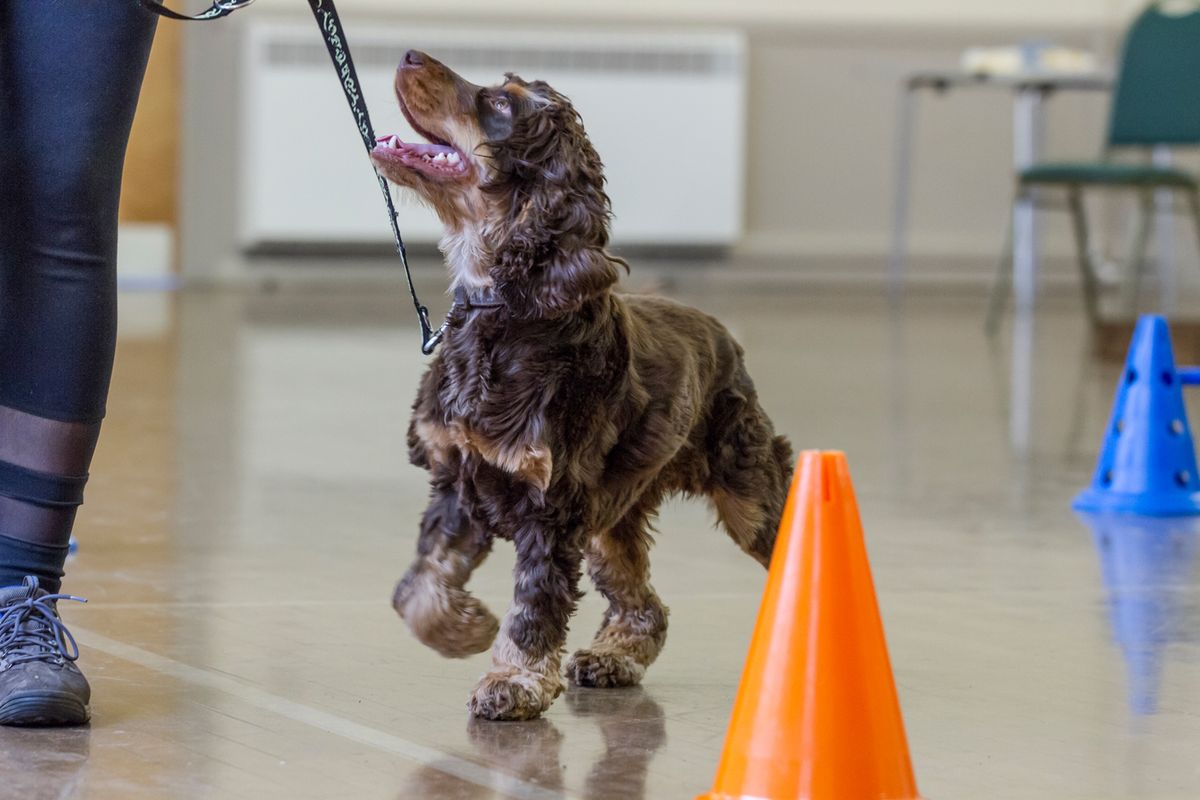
[137,0,256,21]
[138,0,451,354]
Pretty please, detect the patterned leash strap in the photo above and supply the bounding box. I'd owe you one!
[137,0,257,21]
[137,0,450,354]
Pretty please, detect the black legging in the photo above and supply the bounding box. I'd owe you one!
[1,1,158,421]
[0,1,158,591]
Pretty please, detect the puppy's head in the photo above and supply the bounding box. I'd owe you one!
[372,51,622,317]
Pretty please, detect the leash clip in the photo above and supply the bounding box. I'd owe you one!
[418,305,450,355]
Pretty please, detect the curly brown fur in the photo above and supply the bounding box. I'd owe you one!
[392,480,498,658]
[565,503,669,688]
[374,51,793,720]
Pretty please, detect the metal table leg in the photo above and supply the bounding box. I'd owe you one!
[887,83,918,301]
[1009,87,1045,454]
[1010,88,1044,316]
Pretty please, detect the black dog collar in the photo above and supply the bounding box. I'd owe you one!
[453,285,506,313]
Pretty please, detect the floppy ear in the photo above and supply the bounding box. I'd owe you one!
[486,92,623,319]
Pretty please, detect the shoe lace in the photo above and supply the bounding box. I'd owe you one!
[0,592,86,665]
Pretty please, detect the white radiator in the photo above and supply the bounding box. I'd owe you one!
[237,21,746,248]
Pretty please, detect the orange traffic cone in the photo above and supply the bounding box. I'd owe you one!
[697,450,920,800]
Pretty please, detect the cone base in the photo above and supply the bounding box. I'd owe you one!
[697,793,923,800]
[1073,488,1200,517]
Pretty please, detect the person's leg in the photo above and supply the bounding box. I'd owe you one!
[0,409,98,593]
[0,0,157,726]
[0,0,157,590]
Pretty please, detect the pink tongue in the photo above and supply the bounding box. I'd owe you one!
[413,142,456,155]
[375,135,456,155]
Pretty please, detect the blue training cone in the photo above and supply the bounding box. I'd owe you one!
[1074,315,1200,516]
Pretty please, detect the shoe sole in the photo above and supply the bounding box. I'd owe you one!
[0,693,90,727]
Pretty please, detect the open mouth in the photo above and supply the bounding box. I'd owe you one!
[371,93,469,179]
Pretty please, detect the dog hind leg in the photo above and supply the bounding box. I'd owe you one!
[566,503,669,688]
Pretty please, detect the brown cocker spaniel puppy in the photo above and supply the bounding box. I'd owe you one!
[372,50,793,721]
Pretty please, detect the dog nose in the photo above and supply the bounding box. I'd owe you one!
[403,50,425,68]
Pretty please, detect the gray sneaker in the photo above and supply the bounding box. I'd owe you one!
[0,577,90,726]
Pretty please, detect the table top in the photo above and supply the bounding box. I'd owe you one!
[906,69,1113,93]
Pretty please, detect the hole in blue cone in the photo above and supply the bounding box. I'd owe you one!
[1176,470,1191,487]
[1115,419,1125,434]
[1163,370,1175,386]
[1126,368,1139,384]
[1102,470,1114,486]
[1170,419,1186,436]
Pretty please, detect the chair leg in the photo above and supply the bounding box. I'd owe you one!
[985,211,1014,337]
[1120,190,1154,315]
[1067,186,1101,325]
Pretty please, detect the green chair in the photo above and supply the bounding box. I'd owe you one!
[988,3,1200,332]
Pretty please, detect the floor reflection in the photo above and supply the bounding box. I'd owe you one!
[467,716,566,797]
[1082,513,1200,715]
[564,686,666,800]
[0,726,90,799]
[394,687,665,800]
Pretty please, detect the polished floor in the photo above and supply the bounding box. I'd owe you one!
[8,281,1200,799]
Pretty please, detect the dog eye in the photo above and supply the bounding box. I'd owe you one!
[492,97,510,113]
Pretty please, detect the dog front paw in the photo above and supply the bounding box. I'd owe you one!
[468,669,563,721]
[565,648,646,688]
[393,573,499,658]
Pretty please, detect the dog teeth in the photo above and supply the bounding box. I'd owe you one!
[446,152,460,165]
[433,152,447,163]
